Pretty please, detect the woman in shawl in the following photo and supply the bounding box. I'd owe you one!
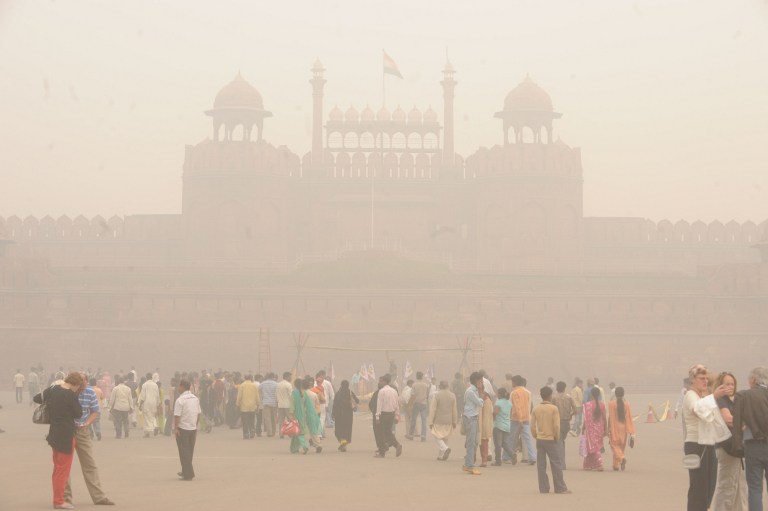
[289,378,310,454]
[582,386,607,471]
[608,386,635,471]
[332,379,359,451]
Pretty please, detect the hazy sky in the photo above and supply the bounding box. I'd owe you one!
[1,0,767,222]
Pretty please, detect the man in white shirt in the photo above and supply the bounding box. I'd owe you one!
[174,379,201,481]
[375,373,403,458]
[13,370,25,404]
[275,372,294,438]
[139,373,161,437]
[28,368,40,406]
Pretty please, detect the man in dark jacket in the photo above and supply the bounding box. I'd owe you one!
[733,366,768,511]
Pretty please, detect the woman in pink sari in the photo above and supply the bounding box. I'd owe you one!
[582,386,608,471]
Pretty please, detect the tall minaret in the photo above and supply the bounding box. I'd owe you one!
[440,58,457,165]
[310,58,326,167]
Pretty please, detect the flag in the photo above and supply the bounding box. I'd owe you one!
[383,50,403,79]
[329,363,335,382]
[404,360,413,380]
[360,364,369,381]
[425,365,434,381]
[368,363,376,381]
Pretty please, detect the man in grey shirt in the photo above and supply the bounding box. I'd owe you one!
[407,372,430,441]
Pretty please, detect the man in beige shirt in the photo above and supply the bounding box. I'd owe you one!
[531,386,570,494]
[428,381,457,461]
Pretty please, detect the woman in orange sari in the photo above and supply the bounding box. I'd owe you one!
[608,387,635,471]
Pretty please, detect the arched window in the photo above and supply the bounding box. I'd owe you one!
[424,133,438,149]
[343,132,358,149]
[392,133,406,150]
[407,133,422,149]
[360,132,375,149]
[328,132,343,149]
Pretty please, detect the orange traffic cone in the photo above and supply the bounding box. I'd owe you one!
[646,404,657,423]
[664,407,675,421]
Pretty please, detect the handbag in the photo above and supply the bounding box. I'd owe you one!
[683,452,703,470]
[280,418,301,437]
[32,390,50,425]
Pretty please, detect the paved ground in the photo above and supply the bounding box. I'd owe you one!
[1,391,691,511]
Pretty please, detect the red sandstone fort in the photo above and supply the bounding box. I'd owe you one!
[1,60,766,385]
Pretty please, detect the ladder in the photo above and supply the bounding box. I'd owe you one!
[258,328,272,375]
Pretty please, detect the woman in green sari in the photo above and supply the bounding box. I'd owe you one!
[289,379,309,453]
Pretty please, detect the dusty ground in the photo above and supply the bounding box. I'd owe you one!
[1,391,692,511]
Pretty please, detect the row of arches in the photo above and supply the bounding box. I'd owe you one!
[326,131,440,151]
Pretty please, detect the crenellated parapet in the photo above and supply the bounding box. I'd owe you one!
[183,139,300,176]
[465,140,582,179]
[584,218,768,246]
[0,215,123,241]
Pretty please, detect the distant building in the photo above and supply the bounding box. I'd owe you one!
[1,60,766,383]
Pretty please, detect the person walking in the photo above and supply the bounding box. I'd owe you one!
[374,373,403,458]
[331,379,358,451]
[570,378,584,435]
[64,375,115,506]
[582,386,607,471]
[34,372,83,509]
[428,380,457,461]
[407,372,430,441]
[608,386,636,472]
[139,373,160,437]
[509,375,536,465]
[173,379,201,481]
[733,366,768,511]
[552,381,576,469]
[462,372,485,475]
[276,372,294,438]
[107,375,133,439]
[259,373,278,437]
[531,386,570,494]
[236,374,260,439]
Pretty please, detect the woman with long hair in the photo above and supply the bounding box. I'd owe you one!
[608,386,635,471]
[711,372,747,511]
[332,379,358,452]
[582,386,607,471]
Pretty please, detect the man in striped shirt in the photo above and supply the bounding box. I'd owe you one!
[259,373,278,437]
[64,375,115,506]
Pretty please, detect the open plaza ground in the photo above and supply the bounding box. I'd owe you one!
[0,390,700,511]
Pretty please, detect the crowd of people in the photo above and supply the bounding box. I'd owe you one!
[14,363,768,508]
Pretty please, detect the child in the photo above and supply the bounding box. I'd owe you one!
[491,387,516,466]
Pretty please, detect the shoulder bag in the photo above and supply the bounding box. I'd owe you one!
[32,389,50,425]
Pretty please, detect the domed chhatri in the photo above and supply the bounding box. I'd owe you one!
[503,75,553,113]
[392,105,406,122]
[213,72,265,111]
[206,72,272,142]
[495,75,562,145]
[361,105,375,122]
[407,106,422,124]
[328,105,343,122]
[423,106,438,123]
[345,106,360,123]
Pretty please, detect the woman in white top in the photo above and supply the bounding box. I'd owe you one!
[683,364,728,511]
